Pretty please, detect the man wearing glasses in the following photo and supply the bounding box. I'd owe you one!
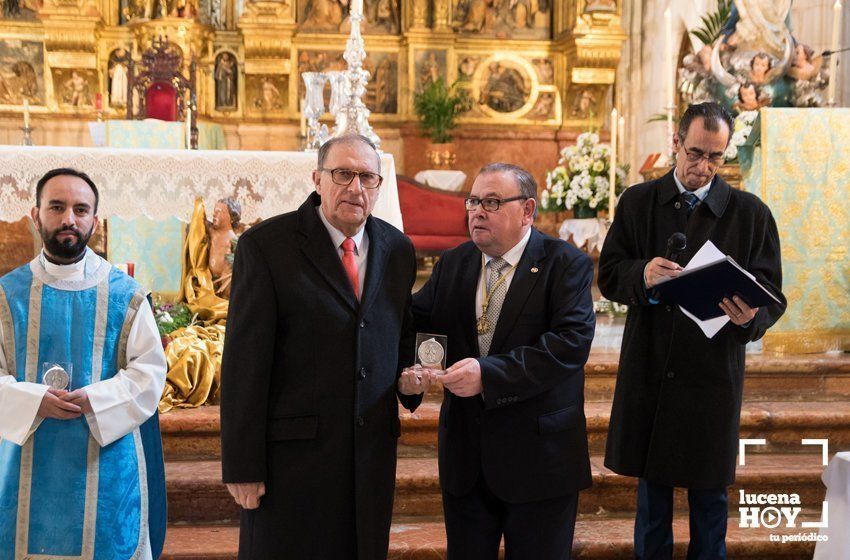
[220,134,421,559]
[406,163,596,558]
[599,102,785,558]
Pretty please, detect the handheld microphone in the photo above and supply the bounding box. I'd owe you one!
[665,232,687,262]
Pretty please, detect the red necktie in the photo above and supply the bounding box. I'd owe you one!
[341,237,359,300]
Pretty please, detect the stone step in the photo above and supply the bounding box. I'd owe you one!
[399,400,850,455]
[165,454,826,524]
[161,515,818,559]
[419,351,850,404]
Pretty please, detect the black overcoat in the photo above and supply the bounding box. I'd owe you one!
[599,170,786,489]
[412,229,596,503]
[220,192,420,559]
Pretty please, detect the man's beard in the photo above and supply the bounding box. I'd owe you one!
[41,224,93,261]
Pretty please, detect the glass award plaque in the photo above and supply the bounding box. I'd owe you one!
[42,362,72,391]
[415,333,447,373]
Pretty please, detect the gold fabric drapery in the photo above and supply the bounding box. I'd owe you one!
[159,199,230,413]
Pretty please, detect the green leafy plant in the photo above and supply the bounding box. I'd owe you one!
[154,302,196,337]
[412,78,472,144]
[690,0,733,47]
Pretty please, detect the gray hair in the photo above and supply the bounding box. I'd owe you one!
[478,162,538,218]
[317,134,380,173]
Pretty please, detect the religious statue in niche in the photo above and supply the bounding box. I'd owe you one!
[453,0,549,40]
[108,49,130,108]
[170,0,196,17]
[680,0,829,111]
[478,61,529,113]
[528,92,555,119]
[214,52,238,111]
[532,58,554,84]
[458,56,480,80]
[208,197,242,299]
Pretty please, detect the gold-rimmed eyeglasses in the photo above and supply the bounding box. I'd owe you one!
[320,168,383,189]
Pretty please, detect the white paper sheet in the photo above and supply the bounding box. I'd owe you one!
[679,240,730,338]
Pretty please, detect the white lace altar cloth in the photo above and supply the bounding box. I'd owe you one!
[0,146,404,231]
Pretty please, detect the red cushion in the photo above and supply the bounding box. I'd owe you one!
[146,81,178,121]
[397,179,468,236]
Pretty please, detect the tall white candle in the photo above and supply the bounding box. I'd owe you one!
[300,98,307,136]
[351,0,363,18]
[618,115,625,160]
[186,106,192,149]
[23,98,30,129]
[829,0,843,105]
[665,7,675,155]
[609,108,618,221]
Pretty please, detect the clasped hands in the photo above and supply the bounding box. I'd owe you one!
[37,388,92,420]
[398,357,482,398]
[645,257,758,326]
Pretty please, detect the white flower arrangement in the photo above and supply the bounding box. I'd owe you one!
[724,110,758,162]
[541,132,629,217]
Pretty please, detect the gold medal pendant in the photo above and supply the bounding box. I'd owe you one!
[476,314,491,334]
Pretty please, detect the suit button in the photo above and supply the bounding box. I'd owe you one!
[674,201,682,209]
[630,298,637,304]
[356,416,365,426]
[667,371,675,379]
[359,320,366,328]
[359,367,367,379]
[666,305,672,312]
[496,398,503,405]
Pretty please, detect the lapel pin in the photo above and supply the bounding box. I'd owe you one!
[531,266,539,274]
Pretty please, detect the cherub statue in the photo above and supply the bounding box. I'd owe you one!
[208,197,241,298]
[733,82,770,112]
[787,42,823,82]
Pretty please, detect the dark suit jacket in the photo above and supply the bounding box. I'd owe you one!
[220,192,420,560]
[599,171,786,488]
[412,228,595,504]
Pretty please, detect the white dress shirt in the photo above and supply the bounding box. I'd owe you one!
[0,250,167,448]
[317,206,369,299]
[475,228,532,320]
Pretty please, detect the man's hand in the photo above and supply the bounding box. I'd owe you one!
[62,388,93,414]
[644,257,683,289]
[719,295,758,326]
[398,365,436,395]
[226,482,266,510]
[37,389,82,420]
[442,358,482,398]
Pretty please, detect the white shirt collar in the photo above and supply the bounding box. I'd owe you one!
[39,248,94,281]
[316,206,366,253]
[483,228,532,268]
[673,169,712,201]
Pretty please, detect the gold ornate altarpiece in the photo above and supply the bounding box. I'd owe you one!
[0,0,625,132]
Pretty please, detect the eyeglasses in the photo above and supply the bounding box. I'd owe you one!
[464,195,528,212]
[320,168,383,189]
[683,147,725,166]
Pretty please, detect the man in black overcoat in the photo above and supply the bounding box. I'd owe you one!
[599,102,787,559]
[406,163,596,559]
[219,134,421,559]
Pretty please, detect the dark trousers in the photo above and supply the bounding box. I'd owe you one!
[634,478,728,560]
[443,474,579,560]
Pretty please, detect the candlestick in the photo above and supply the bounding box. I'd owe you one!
[23,98,30,129]
[609,108,618,222]
[829,0,843,105]
[300,98,307,137]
